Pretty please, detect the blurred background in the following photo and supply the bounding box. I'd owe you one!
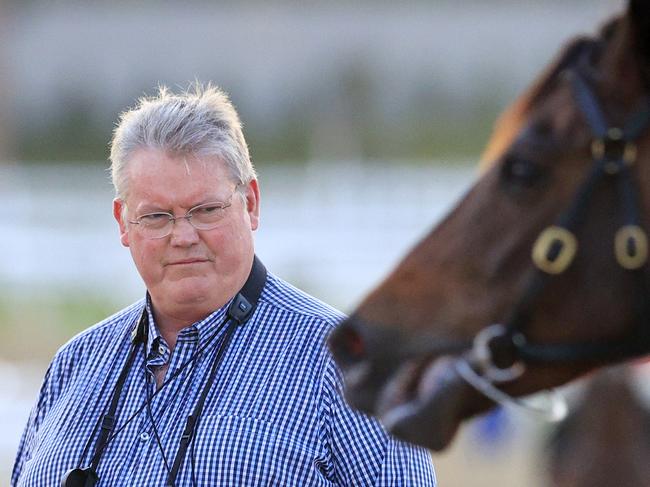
[0,0,625,485]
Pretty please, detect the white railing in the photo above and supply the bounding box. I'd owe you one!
[0,160,475,311]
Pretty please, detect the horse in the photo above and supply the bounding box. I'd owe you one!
[329,0,650,452]
[546,364,650,487]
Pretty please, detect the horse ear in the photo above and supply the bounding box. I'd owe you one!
[629,0,650,62]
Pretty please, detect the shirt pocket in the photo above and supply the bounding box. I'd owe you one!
[190,414,334,487]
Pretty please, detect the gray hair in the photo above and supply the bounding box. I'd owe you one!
[110,83,256,200]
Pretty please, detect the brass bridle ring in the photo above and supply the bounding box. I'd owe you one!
[615,225,648,270]
[532,226,578,274]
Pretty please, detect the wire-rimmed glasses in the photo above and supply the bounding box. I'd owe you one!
[128,188,239,239]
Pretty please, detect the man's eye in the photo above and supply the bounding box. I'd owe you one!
[195,206,221,215]
[140,213,170,224]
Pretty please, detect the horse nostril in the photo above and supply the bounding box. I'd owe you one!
[344,327,365,358]
[329,323,366,365]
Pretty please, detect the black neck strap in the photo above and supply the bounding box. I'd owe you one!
[89,312,148,474]
[225,255,268,325]
[67,256,267,487]
[166,256,267,486]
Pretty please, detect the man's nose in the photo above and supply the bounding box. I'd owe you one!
[169,217,200,246]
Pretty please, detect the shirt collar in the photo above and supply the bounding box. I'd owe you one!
[144,293,234,361]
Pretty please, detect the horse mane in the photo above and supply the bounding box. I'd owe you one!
[478,18,623,169]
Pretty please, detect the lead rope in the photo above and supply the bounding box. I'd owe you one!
[454,360,568,421]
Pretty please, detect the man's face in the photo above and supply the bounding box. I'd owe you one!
[113,148,260,320]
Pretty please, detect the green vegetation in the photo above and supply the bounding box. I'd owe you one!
[15,78,504,165]
[0,294,121,361]
[16,105,498,165]
[16,114,113,163]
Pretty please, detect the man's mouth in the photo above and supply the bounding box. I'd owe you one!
[167,258,210,266]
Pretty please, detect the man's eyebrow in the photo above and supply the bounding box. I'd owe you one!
[135,203,171,214]
[191,197,229,207]
[136,197,226,214]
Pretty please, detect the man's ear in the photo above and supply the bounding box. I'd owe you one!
[245,179,260,231]
[113,198,130,247]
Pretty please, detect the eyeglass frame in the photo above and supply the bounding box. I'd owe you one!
[126,184,241,239]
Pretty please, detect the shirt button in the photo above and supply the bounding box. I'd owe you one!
[158,345,165,355]
[140,432,150,442]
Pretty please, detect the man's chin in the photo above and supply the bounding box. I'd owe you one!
[169,280,215,304]
[147,270,242,316]
[151,278,216,309]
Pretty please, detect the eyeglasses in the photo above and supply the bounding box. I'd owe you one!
[128,188,239,239]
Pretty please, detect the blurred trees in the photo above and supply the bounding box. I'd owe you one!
[0,3,13,161]
[5,1,620,164]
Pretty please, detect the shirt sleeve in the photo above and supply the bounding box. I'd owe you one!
[321,357,437,486]
[11,355,66,486]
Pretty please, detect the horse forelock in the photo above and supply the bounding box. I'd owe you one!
[479,35,610,171]
[489,10,650,142]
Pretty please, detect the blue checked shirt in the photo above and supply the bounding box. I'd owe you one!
[12,272,436,486]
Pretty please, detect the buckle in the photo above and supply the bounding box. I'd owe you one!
[591,127,637,173]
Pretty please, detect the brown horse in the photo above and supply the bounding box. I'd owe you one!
[546,364,650,487]
[329,0,650,451]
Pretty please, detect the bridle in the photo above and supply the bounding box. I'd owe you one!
[455,65,650,418]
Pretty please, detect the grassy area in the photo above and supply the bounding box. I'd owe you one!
[0,294,122,361]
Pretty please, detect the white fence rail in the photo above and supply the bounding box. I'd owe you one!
[0,160,476,310]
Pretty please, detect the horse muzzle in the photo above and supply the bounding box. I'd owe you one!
[328,315,486,450]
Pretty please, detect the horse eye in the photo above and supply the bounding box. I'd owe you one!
[499,155,546,190]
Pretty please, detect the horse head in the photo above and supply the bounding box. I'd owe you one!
[329,0,650,451]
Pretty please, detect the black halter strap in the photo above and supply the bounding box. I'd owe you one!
[484,70,650,371]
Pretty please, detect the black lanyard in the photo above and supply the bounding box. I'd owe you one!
[61,256,267,487]
[165,318,237,486]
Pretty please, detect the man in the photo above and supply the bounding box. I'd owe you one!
[12,84,436,486]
